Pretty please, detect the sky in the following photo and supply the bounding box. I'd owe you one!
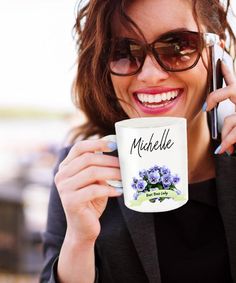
[0,0,78,111]
[0,0,235,112]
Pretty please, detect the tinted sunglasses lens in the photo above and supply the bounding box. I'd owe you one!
[109,39,144,75]
[154,32,201,71]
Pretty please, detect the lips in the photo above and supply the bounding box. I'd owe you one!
[137,90,179,104]
[133,88,184,114]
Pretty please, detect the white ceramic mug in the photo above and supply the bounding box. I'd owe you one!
[105,117,188,212]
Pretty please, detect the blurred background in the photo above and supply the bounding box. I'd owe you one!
[0,0,84,282]
[0,1,235,283]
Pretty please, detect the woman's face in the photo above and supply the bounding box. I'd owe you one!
[110,0,209,124]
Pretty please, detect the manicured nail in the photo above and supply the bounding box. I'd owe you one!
[222,58,227,65]
[202,101,207,112]
[214,145,222,155]
[114,187,123,194]
[107,141,117,151]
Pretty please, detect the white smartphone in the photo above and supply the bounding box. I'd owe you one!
[210,44,235,139]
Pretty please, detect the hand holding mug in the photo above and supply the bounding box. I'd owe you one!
[54,139,122,243]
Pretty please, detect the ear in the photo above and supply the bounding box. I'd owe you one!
[220,39,225,49]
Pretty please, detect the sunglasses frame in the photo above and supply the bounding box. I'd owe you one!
[108,31,220,76]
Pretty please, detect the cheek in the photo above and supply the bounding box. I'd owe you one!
[110,74,136,117]
[175,57,209,119]
[198,51,210,88]
[189,56,209,97]
[110,75,122,96]
[197,61,209,96]
[110,75,131,99]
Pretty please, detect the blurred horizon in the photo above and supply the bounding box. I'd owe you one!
[0,2,82,281]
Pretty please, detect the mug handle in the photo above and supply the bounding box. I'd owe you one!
[99,135,123,188]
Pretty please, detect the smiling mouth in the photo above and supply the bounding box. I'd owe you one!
[136,90,181,108]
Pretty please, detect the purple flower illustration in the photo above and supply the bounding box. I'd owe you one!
[133,192,139,200]
[137,179,147,191]
[153,165,160,171]
[175,189,181,195]
[160,166,170,176]
[148,171,160,184]
[172,174,180,184]
[139,169,147,178]
[161,174,172,189]
[131,164,181,203]
[131,182,137,189]
[148,167,156,173]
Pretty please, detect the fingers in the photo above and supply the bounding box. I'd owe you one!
[204,61,236,111]
[60,152,120,178]
[56,166,121,191]
[217,128,236,155]
[55,139,122,200]
[221,114,236,140]
[59,139,117,168]
[221,60,236,86]
[205,85,236,110]
[59,184,121,209]
[201,60,236,155]
[54,139,122,242]
[215,114,236,155]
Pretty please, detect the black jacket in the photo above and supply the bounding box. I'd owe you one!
[40,147,236,283]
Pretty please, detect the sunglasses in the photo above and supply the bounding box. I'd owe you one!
[108,30,220,76]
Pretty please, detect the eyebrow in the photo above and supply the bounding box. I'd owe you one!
[160,27,193,34]
[115,27,197,42]
[154,27,198,40]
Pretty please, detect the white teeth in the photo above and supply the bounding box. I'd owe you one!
[166,92,171,100]
[148,95,155,103]
[155,96,162,103]
[137,90,179,104]
[161,93,167,101]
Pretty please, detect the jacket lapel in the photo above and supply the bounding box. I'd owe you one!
[117,154,236,282]
[118,197,161,283]
[215,154,236,282]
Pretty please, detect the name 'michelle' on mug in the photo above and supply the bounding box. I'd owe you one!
[109,117,188,213]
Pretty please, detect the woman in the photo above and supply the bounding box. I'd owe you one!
[40,0,236,282]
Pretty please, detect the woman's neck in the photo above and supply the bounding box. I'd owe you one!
[187,112,216,184]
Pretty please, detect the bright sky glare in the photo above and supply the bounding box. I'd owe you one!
[0,0,78,111]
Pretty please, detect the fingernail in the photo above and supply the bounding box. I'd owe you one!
[107,141,117,151]
[202,101,207,112]
[214,145,222,155]
[114,187,123,194]
[222,58,227,64]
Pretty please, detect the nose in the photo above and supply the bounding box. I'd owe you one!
[136,55,170,83]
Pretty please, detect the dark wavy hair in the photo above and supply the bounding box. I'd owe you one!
[70,0,236,141]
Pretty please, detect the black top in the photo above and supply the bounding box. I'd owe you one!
[155,178,232,283]
[40,147,235,283]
